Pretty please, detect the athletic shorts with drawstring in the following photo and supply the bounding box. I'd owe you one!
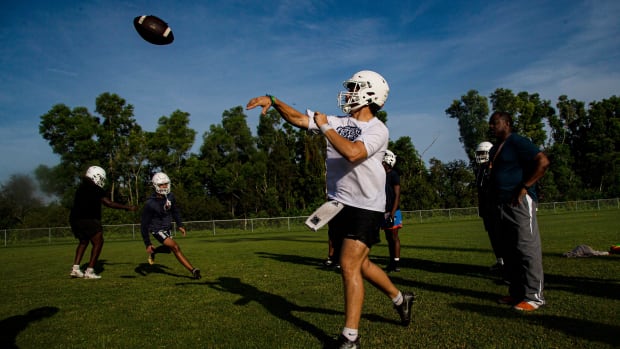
[328,205,383,250]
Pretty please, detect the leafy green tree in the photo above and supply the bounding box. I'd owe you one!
[445,159,476,208]
[95,93,141,203]
[122,127,149,206]
[294,130,327,213]
[39,93,141,206]
[0,175,43,228]
[39,104,101,201]
[428,158,448,208]
[490,89,551,146]
[256,109,299,216]
[544,96,587,200]
[572,96,620,197]
[445,90,490,163]
[147,110,196,174]
[199,106,257,218]
[389,137,437,210]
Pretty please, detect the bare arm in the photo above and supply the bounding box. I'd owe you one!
[391,184,401,216]
[246,95,309,129]
[101,197,137,211]
[314,111,368,163]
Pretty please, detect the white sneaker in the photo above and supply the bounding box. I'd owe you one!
[70,268,84,278]
[84,269,102,279]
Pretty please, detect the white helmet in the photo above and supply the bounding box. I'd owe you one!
[152,172,171,195]
[383,150,396,167]
[475,141,493,164]
[85,166,106,188]
[338,70,389,114]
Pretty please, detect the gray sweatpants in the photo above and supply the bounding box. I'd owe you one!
[496,195,545,305]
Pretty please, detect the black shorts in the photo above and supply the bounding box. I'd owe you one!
[151,230,172,244]
[70,219,103,240]
[328,205,383,248]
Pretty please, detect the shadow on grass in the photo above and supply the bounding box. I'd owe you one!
[199,235,320,244]
[452,302,620,347]
[0,306,59,349]
[544,273,620,300]
[205,276,396,348]
[255,251,334,270]
[133,263,192,279]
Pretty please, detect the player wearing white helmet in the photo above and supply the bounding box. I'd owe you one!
[141,172,201,280]
[474,141,505,274]
[475,141,493,164]
[381,150,403,273]
[85,165,107,188]
[246,71,414,348]
[70,166,137,279]
[338,70,390,114]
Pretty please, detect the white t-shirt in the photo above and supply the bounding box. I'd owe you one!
[307,110,388,212]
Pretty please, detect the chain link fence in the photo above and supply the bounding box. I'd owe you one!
[2,198,618,247]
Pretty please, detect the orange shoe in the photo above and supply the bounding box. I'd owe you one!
[513,301,540,312]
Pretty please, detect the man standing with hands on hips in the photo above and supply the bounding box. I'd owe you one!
[247,70,415,348]
[488,111,549,312]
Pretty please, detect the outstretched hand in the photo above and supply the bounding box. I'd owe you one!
[246,96,272,115]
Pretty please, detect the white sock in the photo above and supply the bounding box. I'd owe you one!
[342,327,358,341]
[86,267,95,273]
[394,258,400,262]
[72,264,80,270]
[392,291,403,306]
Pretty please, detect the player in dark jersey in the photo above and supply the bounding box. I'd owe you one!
[70,166,137,279]
[381,150,403,272]
[140,172,201,280]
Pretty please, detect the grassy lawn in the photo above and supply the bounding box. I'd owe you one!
[0,210,618,348]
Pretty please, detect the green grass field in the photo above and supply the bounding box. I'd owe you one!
[1,210,619,348]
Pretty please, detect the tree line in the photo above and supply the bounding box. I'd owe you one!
[1,90,618,229]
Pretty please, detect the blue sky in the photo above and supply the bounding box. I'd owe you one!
[1,0,619,184]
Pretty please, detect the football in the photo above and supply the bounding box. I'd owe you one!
[133,15,174,45]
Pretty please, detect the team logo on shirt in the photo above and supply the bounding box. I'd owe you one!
[336,125,361,141]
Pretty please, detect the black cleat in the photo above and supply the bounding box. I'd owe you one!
[385,262,400,273]
[192,268,202,280]
[395,291,415,326]
[489,261,504,272]
[336,334,360,349]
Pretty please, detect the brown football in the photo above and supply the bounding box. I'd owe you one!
[133,15,174,45]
